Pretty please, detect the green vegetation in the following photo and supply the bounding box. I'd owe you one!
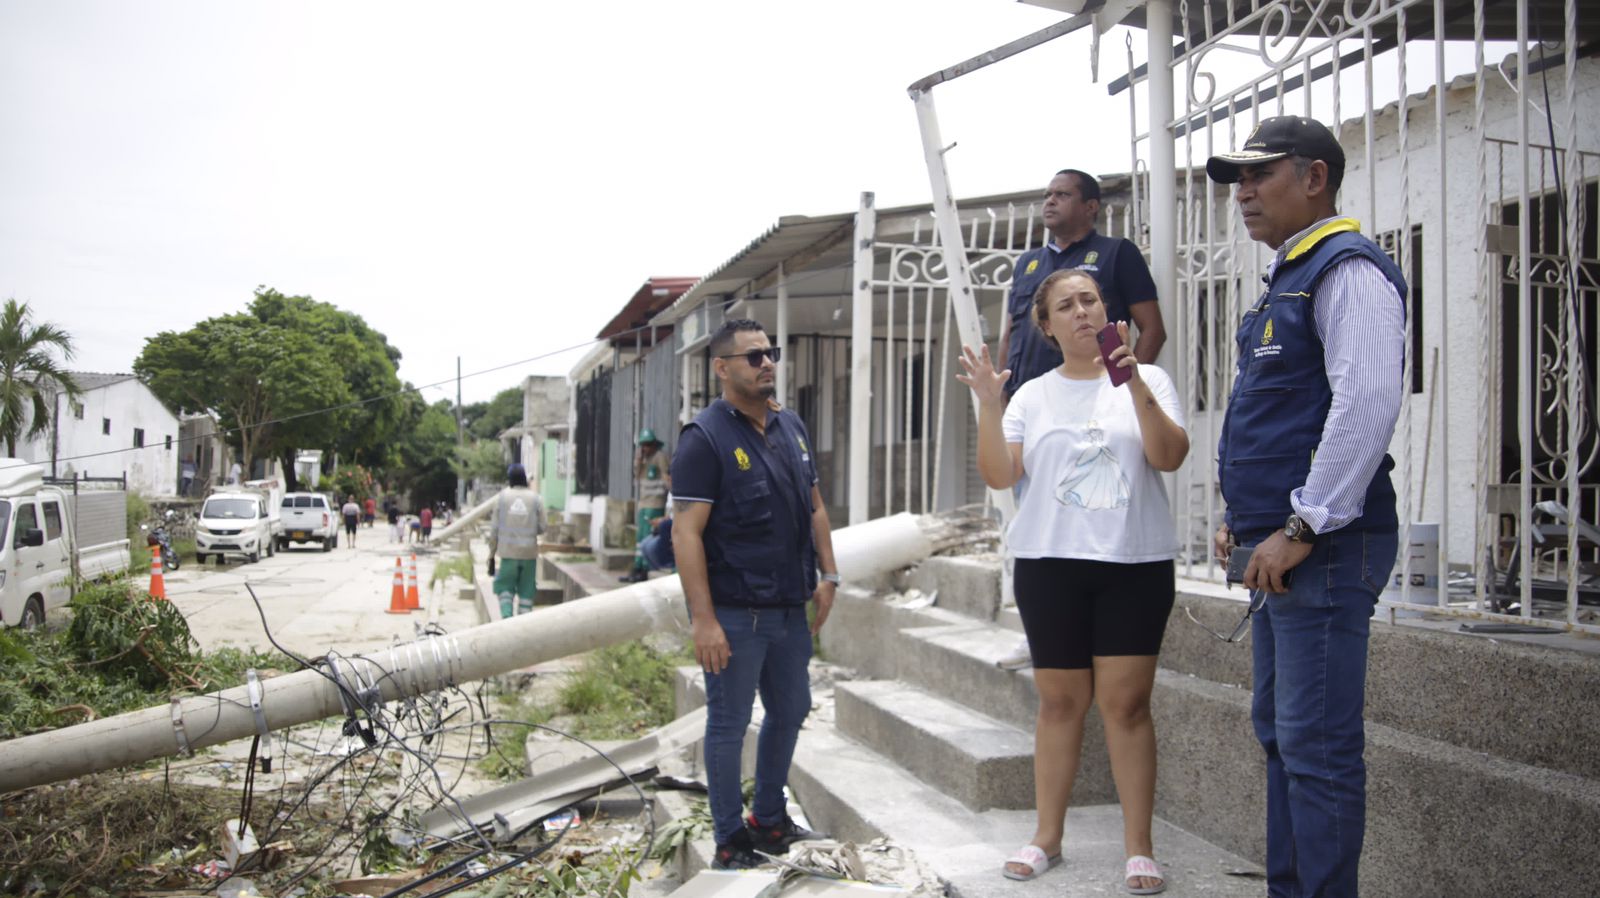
[0,579,290,739]
[461,386,525,442]
[135,287,407,490]
[431,547,476,588]
[0,298,80,457]
[480,639,690,781]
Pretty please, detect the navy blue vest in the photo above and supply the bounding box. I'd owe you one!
[1004,231,1135,395]
[683,399,818,606]
[1218,219,1408,541]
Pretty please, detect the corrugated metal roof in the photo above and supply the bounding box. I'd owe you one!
[650,186,1068,327]
[595,276,697,344]
[55,371,135,393]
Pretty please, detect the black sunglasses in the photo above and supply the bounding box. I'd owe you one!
[717,346,782,367]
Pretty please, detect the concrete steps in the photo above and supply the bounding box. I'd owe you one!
[819,556,1600,898]
[834,680,1034,811]
[673,667,1261,898]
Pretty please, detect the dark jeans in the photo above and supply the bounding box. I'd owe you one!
[1250,528,1398,898]
[701,604,812,845]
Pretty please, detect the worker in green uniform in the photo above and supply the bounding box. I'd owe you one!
[621,428,671,583]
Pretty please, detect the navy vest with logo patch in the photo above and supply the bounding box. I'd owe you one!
[683,399,817,607]
[1218,220,1408,541]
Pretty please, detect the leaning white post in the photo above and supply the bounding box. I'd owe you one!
[1145,0,1179,382]
[849,192,877,526]
[777,262,790,407]
[910,88,1014,518]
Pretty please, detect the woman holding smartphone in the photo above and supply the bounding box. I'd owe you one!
[957,269,1189,895]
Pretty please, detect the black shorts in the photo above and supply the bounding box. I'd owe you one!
[344,515,359,535]
[1013,556,1175,669]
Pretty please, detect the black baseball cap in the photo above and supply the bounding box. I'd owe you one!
[1206,115,1345,186]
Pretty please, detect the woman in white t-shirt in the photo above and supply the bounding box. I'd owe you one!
[957,269,1188,895]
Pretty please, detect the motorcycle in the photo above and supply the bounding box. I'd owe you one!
[142,510,181,572]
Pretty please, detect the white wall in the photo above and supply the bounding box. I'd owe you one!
[1339,57,1600,566]
[21,379,180,496]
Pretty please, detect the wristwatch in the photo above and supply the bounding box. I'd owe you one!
[1284,514,1317,544]
[820,572,842,585]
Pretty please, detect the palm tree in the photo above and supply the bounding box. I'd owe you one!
[0,299,80,458]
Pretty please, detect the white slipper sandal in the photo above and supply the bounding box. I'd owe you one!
[1124,855,1166,895]
[1001,844,1060,881]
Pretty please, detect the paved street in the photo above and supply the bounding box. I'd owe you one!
[162,529,484,657]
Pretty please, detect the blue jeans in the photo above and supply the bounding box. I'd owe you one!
[701,604,813,845]
[1250,529,1397,898]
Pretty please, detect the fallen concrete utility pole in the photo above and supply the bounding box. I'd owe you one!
[0,512,974,794]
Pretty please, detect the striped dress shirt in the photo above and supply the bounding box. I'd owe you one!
[1272,217,1407,534]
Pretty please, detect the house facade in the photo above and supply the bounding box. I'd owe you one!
[22,372,181,496]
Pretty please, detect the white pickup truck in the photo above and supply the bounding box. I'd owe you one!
[278,492,337,551]
[0,459,131,629]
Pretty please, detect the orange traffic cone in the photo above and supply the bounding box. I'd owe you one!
[148,551,167,601]
[385,558,408,614]
[405,554,421,611]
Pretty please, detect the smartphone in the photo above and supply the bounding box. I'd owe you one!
[1225,545,1293,588]
[1225,545,1253,584]
[1097,322,1132,387]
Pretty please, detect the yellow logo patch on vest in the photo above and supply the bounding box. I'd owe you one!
[1025,259,1039,275]
[734,447,751,471]
[1084,250,1099,265]
[1261,319,1274,344]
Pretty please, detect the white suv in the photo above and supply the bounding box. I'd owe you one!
[195,491,276,564]
[278,492,337,552]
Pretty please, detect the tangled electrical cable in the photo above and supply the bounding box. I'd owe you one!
[175,584,661,895]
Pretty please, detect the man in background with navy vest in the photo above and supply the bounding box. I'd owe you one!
[1208,116,1406,898]
[999,168,1165,399]
[672,318,839,870]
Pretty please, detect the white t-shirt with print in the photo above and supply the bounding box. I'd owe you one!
[1000,365,1185,562]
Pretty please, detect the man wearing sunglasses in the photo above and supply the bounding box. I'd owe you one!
[671,318,840,870]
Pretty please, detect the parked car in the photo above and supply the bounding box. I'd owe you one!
[278,492,337,551]
[0,459,131,629]
[195,490,276,564]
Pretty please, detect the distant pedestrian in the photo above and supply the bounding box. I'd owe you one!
[363,497,376,528]
[488,464,545,617]
[419,506,433,545]
[228,460,242,485]
[341,495,361,548]
[621,428,671,583]
[180,457,196,497]
[386,502,401,543]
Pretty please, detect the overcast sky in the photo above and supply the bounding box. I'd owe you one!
[1,2,1485,405]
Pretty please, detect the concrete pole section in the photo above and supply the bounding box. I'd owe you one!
[0,513,940,794]
[429,494,497,546]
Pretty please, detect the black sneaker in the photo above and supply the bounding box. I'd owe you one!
[711,828,763,870]
[745,813,824,854]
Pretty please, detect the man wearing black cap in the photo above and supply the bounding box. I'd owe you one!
[1207,116,1405,897]
[488,463,545,618]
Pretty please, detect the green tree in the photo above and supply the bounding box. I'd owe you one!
[466,386,523,441]
[135,313,349,482]
[452,439,507,489]
[389,394,459,508]
[0,299,81,457]
[247,289,406,473]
